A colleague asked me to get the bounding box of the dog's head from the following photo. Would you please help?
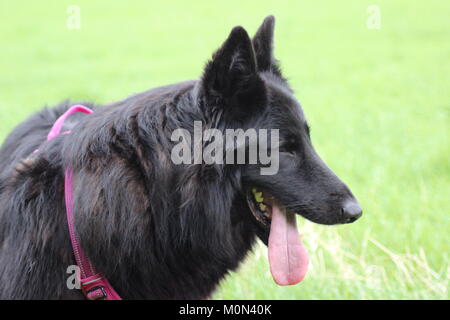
[196,16,362,285]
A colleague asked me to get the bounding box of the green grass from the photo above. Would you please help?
[0,1,448,299]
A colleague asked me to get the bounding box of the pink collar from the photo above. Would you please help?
[47,105,122,300]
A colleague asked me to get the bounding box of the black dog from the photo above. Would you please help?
[0,16,361,299]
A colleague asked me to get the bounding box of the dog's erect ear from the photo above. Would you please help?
[201,26,267,118]
[252,15,281,76]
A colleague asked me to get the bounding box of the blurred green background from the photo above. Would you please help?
[0,1,448,299]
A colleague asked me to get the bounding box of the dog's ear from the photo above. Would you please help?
[252,15,282,76]
[201,26,267,119]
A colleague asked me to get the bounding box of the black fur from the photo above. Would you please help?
[0,16,361,299]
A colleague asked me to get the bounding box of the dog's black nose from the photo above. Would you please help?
[341,200,362,223]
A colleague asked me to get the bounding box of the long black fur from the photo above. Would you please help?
[0,16,361,299]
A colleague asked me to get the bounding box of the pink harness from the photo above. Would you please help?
[46,105,122,300]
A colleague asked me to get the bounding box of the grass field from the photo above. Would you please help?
[0,1,448,299]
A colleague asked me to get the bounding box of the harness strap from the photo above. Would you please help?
[48,105,122,300]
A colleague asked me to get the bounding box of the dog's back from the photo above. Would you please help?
[0,101,95,177]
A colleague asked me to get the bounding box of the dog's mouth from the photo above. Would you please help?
[247,188,273,227]
[246,188,309,286]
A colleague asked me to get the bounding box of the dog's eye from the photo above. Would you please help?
[279,137,298,155]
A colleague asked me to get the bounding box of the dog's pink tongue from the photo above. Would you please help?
[268,204,308,285]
